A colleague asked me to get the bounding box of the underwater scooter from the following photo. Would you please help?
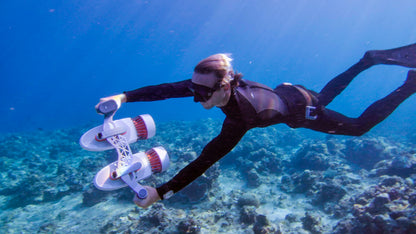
[79,100,169,199]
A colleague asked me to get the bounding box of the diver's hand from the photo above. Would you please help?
[95,94,126,113]
[133,186,161,209]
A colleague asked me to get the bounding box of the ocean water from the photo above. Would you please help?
[2,1,416,233]
[2,0,416,133]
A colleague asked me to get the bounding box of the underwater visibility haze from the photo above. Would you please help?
[2,0,416,233]
[2,0,416,133]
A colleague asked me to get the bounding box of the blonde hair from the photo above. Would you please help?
[194,53,242,86]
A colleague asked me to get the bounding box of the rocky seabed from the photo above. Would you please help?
[1,119,416,233]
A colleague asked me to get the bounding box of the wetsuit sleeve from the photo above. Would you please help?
[156,117,248,199]
[124,79,193,102]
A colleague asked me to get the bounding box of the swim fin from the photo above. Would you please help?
[364,43,416,68]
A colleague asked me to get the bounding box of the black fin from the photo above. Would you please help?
[364,43,416,68]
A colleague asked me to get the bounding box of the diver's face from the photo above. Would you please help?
[204,87,230,109]
[191,72,230,109]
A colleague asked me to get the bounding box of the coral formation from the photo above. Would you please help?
[1,119,416,233]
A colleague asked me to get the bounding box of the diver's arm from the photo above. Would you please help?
[124,79,194,102]
[95,80,193,111]
[156,117,248,199]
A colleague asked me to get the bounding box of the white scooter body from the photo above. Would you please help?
[94,147,169,190]
[79,115,156,151]
[79,100,169,199]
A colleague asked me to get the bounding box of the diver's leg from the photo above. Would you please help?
[310,70,416,136]
[304,108,364,136]
[355,70,416,132]
[318,43,416,106]
[317,59,372,106]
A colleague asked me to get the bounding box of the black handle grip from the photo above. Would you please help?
[97,100,118,115]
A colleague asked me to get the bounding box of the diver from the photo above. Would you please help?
[96,43,416,208]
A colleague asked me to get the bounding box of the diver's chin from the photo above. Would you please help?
[201,102,214,109]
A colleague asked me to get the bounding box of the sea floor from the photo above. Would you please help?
[1,119,416,233]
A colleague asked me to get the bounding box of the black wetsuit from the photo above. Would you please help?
[125,79,293,198]
[124,59,416,199]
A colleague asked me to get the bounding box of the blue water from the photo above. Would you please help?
[1,0,416,133]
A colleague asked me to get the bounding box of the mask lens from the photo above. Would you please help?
[190,83,214,102]
[193,91,208,102]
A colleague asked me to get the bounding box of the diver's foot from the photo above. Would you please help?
[405,70,416,87]
[363,43,416,68]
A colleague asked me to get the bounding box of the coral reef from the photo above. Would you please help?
[1,119,416,233]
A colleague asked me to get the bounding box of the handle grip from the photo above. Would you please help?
[97,100,118,116]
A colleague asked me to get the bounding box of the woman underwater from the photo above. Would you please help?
[96,43,416,208]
